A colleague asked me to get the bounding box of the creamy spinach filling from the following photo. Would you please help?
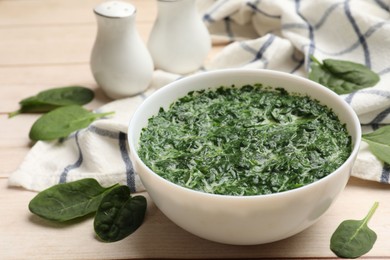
[138,85,351,196]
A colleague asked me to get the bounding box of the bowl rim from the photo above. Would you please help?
[128,69,362,200]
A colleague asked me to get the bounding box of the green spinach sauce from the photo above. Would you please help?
[138,85,351,196]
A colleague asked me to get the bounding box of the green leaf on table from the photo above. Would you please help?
[362,125,390,165]
[309,55,380,95]
[330,202,379,259]
[29,178,119,222]
[9,86,94,117]
[94,185,147,242]
[29,105,114,141]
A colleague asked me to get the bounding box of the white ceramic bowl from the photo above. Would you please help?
[128,69,361,245]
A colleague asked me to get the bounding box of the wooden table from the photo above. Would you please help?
[1,0,389,259]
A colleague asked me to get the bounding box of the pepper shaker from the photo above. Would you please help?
[147,0,211,74]
[90,1,154,99]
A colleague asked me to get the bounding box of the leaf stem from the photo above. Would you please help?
[97,111,115,118]
[363,201,379,226]
[309,54,322,65]
[8,109,21,118]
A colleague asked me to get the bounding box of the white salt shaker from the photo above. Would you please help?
[90,1,154,99]
[147,0,211,74]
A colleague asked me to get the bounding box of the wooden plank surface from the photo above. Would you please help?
[0,0,389,259]
[2,177,390,259]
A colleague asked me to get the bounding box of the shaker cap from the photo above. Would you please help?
[94,1,135,18]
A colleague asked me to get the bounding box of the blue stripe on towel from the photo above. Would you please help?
[295,0,315,69]
[88,125,119,139]
[203,0,230,23]
[240,42,258,56]
[365,21,389,39]
[88,127,136,190]
[299,22,388,57]
[360,89,390,99]
[203,13,214,23]
[59,131,83,183]
[379,66,390,76]
[313,2,343,29]
[307,21,389,57]
[119,132,136,192]
[375,0,390,11]
[345,89,390,106]
[282,3,342,33]
[344,92,357,104]
[254,34,275,61]
[381,163,390,183]
[290,58,304,74]
[59,126,136,188]
[239,36,273,68]
[344,0,371,68]
[282,23,308,31]
[369,107,390,125]
[246,1,281,19]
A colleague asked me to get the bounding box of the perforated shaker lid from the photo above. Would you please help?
[94,1,136,18]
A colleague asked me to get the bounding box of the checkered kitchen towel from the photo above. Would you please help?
[9,0,390,192]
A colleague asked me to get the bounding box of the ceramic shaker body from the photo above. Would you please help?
[148,0,211,74]
[91,1,154,99]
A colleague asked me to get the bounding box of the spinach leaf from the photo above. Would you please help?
[29,178,119,222]
[94,185,147,242]
[9,86,94,117]
[309,55,379,94]
[29,179,146,242]
[330,202,379,258]
[29,105,114,141]
[362,125,390,165]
